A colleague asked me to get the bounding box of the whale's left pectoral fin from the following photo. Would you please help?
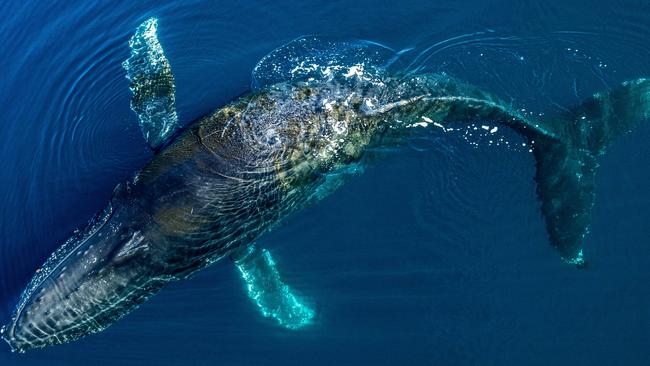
[123,18,180,151]
[230,245,315,329]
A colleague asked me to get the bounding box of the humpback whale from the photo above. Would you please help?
[2,18,649,352]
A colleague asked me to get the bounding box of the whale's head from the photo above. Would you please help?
[1,199,168,353]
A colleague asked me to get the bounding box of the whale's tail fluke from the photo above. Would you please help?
[394,76,650,265]
[531,79,650,265]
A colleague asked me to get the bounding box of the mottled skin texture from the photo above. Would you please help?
[3,72,495,351]
[3,71,648,352]
[1,74,396,351]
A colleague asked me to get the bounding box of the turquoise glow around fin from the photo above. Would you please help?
[563,249,585,268]
[233,246,315,329]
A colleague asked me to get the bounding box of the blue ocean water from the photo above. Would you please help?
[1,0,649,365]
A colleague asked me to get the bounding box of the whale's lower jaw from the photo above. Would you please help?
[2,276,168,353]
[0,234,173,353]
[0,199,177,353]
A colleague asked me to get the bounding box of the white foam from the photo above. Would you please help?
[407,122,429,128]
[322,99,336,112]
[433,122,447,132]
[343,64,364,78]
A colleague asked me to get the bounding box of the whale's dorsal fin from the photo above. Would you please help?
[123,18,180,151]
[230,245,315,329]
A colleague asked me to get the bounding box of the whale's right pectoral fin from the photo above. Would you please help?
[230,245,315,329]
[123,18,180,151]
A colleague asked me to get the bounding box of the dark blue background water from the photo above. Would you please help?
[1,1,649,365]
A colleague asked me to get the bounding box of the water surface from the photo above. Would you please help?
[1,1,649,365]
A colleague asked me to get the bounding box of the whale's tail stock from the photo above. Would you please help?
[397,77,650,266]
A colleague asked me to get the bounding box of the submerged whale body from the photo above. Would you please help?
[2,18,649,352]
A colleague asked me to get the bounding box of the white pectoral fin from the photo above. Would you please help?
[230,245,315,329]
[123,18,180,151]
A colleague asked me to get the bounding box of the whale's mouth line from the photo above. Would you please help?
[2,206,115,350]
